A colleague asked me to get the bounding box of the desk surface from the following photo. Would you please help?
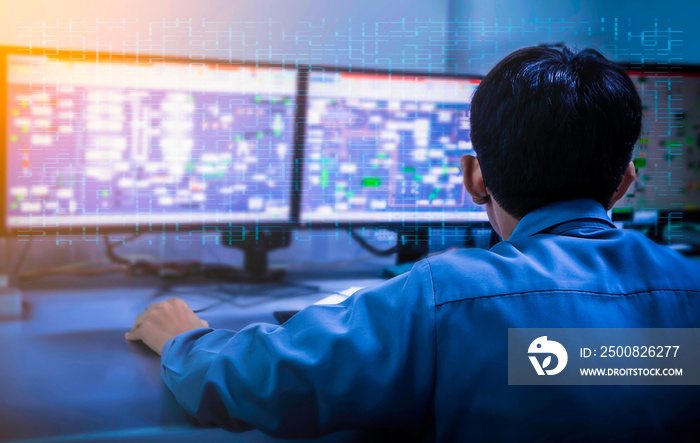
[0,268,388,442]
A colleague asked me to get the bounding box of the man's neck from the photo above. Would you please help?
[488,201,520,241]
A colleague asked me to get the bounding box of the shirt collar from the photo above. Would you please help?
[508,198,616,241]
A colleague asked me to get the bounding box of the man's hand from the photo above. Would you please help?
[126,298,209,355]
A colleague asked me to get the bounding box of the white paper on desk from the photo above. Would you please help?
[314,286,365,306]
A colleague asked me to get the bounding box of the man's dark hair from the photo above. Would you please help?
[470,45,642,219]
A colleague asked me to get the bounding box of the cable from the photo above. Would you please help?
[103,234,206,279]
[104,233,139,265]
[350,229,398,256]
[101,234,323,285]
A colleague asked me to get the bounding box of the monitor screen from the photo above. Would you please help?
[2,51,298,232]
[300,70,486,225]
[614,68,700,217]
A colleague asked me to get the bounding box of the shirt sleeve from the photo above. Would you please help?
[160,260,436,438]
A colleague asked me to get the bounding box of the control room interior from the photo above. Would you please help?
[1,0,699,442]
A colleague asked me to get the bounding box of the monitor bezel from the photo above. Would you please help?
[0,45,303,236]
[295,64,485,229]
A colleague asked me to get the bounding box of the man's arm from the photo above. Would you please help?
[154,261,436,438]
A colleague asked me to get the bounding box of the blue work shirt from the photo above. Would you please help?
[162,199,700,441]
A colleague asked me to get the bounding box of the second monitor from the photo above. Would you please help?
[300,69,486,226]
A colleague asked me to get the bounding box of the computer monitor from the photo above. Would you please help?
[614,66,700,223]
[299,68,485,227]
[1,48,299,235]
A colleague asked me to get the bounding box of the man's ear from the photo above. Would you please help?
[608,161,636,210]
[461,154,490,205]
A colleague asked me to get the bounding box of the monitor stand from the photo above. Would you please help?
[219,228,290,283]
[395,227,430,264]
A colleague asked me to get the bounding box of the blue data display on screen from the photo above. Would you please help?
[302,71,487,224]
[4,54,297,229]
